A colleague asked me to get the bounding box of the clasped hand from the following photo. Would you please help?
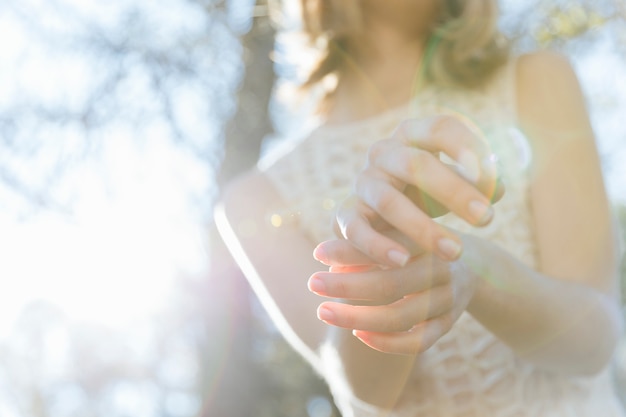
[308,116,503,355]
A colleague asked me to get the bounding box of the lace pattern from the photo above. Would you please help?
[260,60,626,417]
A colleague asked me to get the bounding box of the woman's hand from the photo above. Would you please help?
[332,115,503,267]
[308,244,478,355]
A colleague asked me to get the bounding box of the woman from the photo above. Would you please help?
[215,1,625,415]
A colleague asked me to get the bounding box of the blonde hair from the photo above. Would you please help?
[299,0,510,93]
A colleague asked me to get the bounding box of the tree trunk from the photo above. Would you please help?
[204,1,276,416]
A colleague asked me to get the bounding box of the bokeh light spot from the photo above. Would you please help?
[306,395,333,417]
[322,199,336,211]
[271,214,283,227]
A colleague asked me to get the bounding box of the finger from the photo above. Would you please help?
[446,162,506,204]
[354,173,463,261]
[370,147,495,227]
[317,286,453,332]
[336,198,413,267]
[309,256,448,300]
[328,264,378,273]
[315,234,425,268]
[404,185,449,218]
[403,166,501,219]
[353,316,451,355]
[368,138,449,218]
[314,239,379,267]
[393,116,500,202]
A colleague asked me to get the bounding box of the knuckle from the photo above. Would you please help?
[354,170,383,197]
[397,118,413,132]
[336,279,350,298]
[396,119,415,139]
[408,220,438,250]
[428,115,454,137]
[443,178,469,199]
[371,187,397,213]
[404,149,432,180]
[367,140,388,164]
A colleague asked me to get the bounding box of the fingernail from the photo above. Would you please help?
[437,238,462,261]
[469,200,493,226]
[457,150,480,183]
[352,328,366,338]
[308,276,327,294]
[352,329,366,339]
[388,249,410,267]
[318,306,334,322]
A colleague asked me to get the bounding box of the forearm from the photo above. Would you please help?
[463,234,623,376]
[216,172,330,365]
[324,326,415,409]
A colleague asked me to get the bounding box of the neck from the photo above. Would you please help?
[328,25,428,125]
[347,3,433,67]
[324,2,441,125]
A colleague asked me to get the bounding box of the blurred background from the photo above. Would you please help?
[0,0,625,416]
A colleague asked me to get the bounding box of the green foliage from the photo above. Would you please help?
[534,4,610,44]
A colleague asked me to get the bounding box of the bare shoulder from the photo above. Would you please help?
[516,50,586,120]
[217,168,278,221]
[516,50,579,94]
[515,50,594,161]
[517,50,573,74]
[220,168,269,204]
[214,168,284,252]
[215,168,329,359]
[514,52,619,291]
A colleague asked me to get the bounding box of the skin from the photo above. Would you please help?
[311,52,623,375]
[327,1,440,124]
[216,0,623,410]
[327,115,503,265]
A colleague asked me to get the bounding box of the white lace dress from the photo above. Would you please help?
[259,61,626,416]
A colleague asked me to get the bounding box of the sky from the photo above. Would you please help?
[0,2,220,337]
[0,2,241,414]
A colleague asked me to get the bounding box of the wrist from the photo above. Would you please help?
[457,234,488,313]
